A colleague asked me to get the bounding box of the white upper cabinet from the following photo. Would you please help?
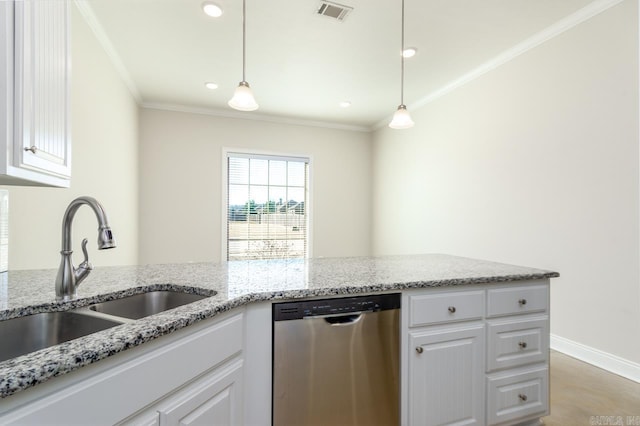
[0,0,71,187]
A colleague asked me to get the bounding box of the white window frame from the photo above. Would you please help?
[221,147,313,262]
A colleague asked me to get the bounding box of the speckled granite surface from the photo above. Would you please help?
[0,254,558,398]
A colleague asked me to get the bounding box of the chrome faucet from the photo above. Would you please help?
[55,196,116,301]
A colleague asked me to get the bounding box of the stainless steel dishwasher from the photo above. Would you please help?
[272,293,400,426]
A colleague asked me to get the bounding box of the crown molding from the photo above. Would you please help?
[73,2,367,133]
[73,0,141,103]
[373,0,626,130]
[140,102,371,133]
[75,0,623,133]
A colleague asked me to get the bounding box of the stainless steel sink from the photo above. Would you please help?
[0,290,211,363]
[0,311,124,363]
[88,290,208,320]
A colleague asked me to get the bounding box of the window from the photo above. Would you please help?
[226,152,309,261]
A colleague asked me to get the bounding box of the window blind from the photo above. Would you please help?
[227,153,309,261]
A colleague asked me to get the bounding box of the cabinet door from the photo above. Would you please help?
[158,359,243,426]
[409,324,485,426]
[13,0,71,179]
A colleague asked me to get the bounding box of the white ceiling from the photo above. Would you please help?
[82,0,595,129]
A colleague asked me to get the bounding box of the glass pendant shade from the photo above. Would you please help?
[228,81,258,111]
[389,0,414,129]
[228,0,258,112]
[389,105,414,129]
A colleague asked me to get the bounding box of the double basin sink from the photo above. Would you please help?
[0,290,210,363]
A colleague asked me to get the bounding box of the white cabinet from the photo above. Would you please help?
[0,0,71,187]
[404,280,550,426]
[409,324,485,426]
[406,289,486,426]
[486,284,550,425]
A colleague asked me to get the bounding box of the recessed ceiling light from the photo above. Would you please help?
[202,2,223,18]
[205,82,219,90]
[402,47,417,58]
[339,101,351,108]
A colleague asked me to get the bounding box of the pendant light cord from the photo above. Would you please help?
[242,0,247,82]
[400,0,405,106]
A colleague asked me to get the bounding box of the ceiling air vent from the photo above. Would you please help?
[316,1,353,22]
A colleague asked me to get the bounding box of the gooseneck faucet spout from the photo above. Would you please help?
[55,196,116,301]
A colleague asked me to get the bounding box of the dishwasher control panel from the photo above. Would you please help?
[273,293,401,321]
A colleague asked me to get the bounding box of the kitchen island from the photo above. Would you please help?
[0,254,558,425]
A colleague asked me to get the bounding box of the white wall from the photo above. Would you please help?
[138,109,371,265]
[1,4,139,270]
[372,1,640,365]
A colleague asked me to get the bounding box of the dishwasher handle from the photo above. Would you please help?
[323,313,364,326]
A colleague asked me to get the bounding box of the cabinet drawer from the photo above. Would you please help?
[487,317,549,371]
[487,285,548,318]
[487,366,549,425]
[409,290,484,327]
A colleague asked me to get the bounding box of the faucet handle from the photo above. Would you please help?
[80,238,91,266]
[75,238,93,286]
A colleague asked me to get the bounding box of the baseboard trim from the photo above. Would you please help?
[550,334,640,383]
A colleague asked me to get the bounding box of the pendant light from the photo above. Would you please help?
[228,0,259,111]
[389,0,414,129]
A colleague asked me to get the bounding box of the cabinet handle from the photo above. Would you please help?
[518,341,527,349]
[415,346,424,354]
[24,146,38,154]
[518,298,527,306]
[518,393,528,402]
[448,306,456,313]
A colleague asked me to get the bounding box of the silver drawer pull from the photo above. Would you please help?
[448,306,456,313]
[518,341,527,349]
[415,346,424,354]
[518,298,527,306]
[518,393,528,402]
[24,146,38,154]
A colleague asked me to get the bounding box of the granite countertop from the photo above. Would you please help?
[0,254,559,398]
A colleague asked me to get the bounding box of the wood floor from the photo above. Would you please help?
[542,351,640,426]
